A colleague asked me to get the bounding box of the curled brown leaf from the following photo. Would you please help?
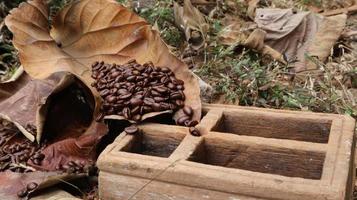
[5,0,202,122]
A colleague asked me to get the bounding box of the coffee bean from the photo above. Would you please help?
[161,67,171,73]
[189,127,200,136]
[183,106,193,117]
[143,98,155,106]
[17,189,27,198]
[154,86,168,93]
[177,116,190,125]
[132,114,142,121]
[33,158,42,165]
[68,161,76,167]
[123,107,131,119]
[176,85,184,90]
[175,100,184,108]
[26,182,38,191]
[167,82,176,89]
[124,126,139,135]
[130,98,143,106]
[33,153,45,160]
[119,93,132,100]
[152,103,161,112]
[154,97,165,103]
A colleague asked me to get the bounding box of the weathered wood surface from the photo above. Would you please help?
[98,103,356,200]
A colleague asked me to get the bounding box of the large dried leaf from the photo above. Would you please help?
[174,0,209,50]
[5,0,202,122]
[0,72,75,142]
[254,8,347,72]
[29,121,108,171]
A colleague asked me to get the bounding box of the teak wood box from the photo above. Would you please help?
[97,104,356,200]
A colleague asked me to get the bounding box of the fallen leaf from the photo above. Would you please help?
[174,0,209,50]
[254,8,347,72]
[0,171,82,200]
[29,121,108,171]
[0,72,76,142]
[5,0,202,122]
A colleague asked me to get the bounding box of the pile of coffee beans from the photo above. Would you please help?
[17,182,38,198]
[91,60,193,123]
[0,120,47,173]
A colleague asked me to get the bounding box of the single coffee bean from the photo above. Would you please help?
[99,89,110,97]
[175,100,184,108]
[177,116,190,125]
[189,127,201,136]
[143,98,155,106]
[159,102,171,110]
[183,106,193,117]
[150,90,161,97]
[170,92,182,100]
[17,189,28,198]
[131,106,140,115]
[123,107,131,119]
[105,95,117,103]
[132,114,142,121]
[130,98,143,106]
[152,103,161,112]
[68,161,76,167]
[33,158,42,165]
[26,182,38,191]
[161,67,171,73]
[34,153,45,160]
[119,93,132,100]
[167,82,176,89]
[154,86,168,93]
[176,85,184,90]
[124,125,139,135]
[154,97,165,103]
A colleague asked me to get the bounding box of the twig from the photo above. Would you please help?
[321,5,357,16]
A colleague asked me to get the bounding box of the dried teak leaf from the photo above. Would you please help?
[0,72,76,142]
[174,0,209,50]
[5,0,202,122]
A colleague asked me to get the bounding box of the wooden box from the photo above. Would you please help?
[97,104,356,200]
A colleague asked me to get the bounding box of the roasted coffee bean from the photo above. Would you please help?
[119,93,132,100]
[167,82,176,89]
[130,98,143,106]
[153,86,168,93]
[68,161,76,167]
[118,88,128,95]
[161,67,171,73]
[17,189,28,198]
[33,153,45,160]
[170,92,182,100]
[33,158,42,165]
[183,106,193,117]
[140,106,152,114]
[189,127,200,136]
[132,114,142,121]
[124,125,139,135]
[177,116,190,125]
[131,106,140,115]
[154,97,165,103]
[123,107,131,119]
[176,85,184,90]
[184,120,198,127]
[150,90,161,97]
[152,103,161,112]
[27,182,38,191]
[175,100,184,108]
[143,98,155,106]
[127,75,136,82]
